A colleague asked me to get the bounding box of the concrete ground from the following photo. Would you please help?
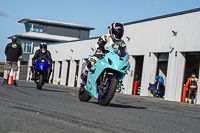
[0,78,200,133]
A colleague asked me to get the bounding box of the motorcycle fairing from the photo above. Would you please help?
[34,57,50,71]
[85,46,130,98]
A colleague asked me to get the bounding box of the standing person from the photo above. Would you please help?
[2,36,22,86]
[155,76,164,97]
[80,22,126,86]
[186,73,198,104]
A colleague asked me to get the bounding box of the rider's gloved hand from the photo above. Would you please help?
[86,60,92,68]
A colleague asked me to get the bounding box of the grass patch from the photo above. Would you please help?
[0,65,4,73]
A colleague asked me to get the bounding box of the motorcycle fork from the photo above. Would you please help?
[101,70,109,90]
[98,73,103,91]
[98,70,107,91]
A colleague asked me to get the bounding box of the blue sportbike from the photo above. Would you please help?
[34,56,50,90]
[78,46,130,106]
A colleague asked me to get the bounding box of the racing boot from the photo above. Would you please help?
[80,71,88,87]
[2,78,8,85]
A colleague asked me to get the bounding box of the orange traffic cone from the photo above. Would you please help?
[8,69,13,85]
[182,84,187,102]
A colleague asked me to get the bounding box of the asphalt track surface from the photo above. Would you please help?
[0,79,200,133]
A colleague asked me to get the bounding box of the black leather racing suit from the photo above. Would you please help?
[32,49,53,82]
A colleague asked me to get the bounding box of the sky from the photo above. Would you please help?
[0,0,200,61]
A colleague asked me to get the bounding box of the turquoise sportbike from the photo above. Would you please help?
[78,46,130,106]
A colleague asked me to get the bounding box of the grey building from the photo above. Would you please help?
[8,18,94,80]
[28,8,200,104]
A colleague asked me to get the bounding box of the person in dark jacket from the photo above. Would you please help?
[3,36,22,86]
[31,43,52,83]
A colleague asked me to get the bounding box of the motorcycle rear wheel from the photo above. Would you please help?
[37,74,43,90]
[98,77,118,106]
[78,86,91,102]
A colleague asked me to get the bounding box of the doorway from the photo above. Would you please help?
[156,53,169,86]
[133,56,144,95]
[74,60,80,87]
[155,53,169,97]
[58,61,62,85]
[182,53,200,103]
[19,61,28,80]
[50,61,55,84]
[66,60,71,86]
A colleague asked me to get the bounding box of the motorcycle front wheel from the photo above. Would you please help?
[98,77,118,106]
[37,74,43,90]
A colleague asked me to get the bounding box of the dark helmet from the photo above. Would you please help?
[109,22,124,40]
[40,42,47,53]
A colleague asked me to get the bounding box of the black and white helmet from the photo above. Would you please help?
[40,42,47,53]
[109,22,124,40]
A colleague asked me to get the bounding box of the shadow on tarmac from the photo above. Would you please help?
[42,88,69,93]
[107,103,146,109]
[91,101,146,109]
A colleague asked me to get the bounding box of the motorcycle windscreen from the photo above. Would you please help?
[38,57,48,63]
[116,45,127,57]
[35,57,50,71]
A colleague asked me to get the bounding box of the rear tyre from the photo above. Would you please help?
[78,86,91,102]
[98,77,118,106]
[37,74,43,90]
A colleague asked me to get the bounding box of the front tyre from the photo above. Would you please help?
[98,77,118,106]
[78,86,91,102]
[37,74,43,90]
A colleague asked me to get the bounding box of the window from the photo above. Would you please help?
[43,25,47,33]
[29,23,34,31]
[26,23,47,33]
[33,24,39,32]
[21,42,33,54]
[39,25,44,32]
[25,23,31,32]
[47,26,56,34]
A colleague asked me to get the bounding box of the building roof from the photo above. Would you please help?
[9,32,79,42]
[18,18,95,30]
[123,7,200,26]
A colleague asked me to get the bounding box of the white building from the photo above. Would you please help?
[28,8,200,104]
[11,18,94,80]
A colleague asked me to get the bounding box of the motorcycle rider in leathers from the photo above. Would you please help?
[31,43,53,83]
[81,22,126,86]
